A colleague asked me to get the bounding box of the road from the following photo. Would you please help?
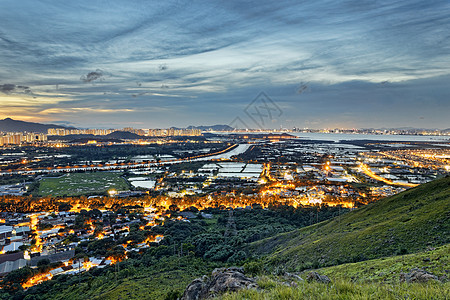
[359,163,418,188]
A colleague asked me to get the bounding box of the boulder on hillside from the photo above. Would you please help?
[181,267,258,300]
[400,268,439,283]
[181,277,208,300]
[284,272,304,282]
[306,271,331,284]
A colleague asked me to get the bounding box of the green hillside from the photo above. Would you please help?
[219,278,449,300]
[220,245,450,299]
[317,243,449,283]
[249,175,450,272]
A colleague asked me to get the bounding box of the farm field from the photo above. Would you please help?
[37,172,129,197]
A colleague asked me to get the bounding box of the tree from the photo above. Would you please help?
[1,266,34,292]
[58,203,72,211]
[36,258,50,268]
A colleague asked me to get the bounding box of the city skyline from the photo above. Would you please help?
[0,1,449,129]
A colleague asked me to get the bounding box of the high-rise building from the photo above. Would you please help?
[47,128,115,136]
[0,132,47,146]
[146,128,202,137]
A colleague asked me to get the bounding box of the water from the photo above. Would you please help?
[291,132,450,142]
[213,131,449,142]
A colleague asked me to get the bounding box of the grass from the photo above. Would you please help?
[232,246,449,299]
[249,176,450,272]
[73,268,192,300]
[317,244,449,283]
[219,276,450,300]
[38,172,130,197]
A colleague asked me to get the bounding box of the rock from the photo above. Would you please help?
[181,277,207,300]
[211,266,244,277]
[207,267,258,296]
[306,271,331,284]
[284,272,304,282]
[181,267,258,300]
[399,268,439,283]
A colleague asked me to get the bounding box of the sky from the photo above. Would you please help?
[0,0,449,129]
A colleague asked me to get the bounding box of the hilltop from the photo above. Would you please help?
[249,175,450,271]
[217,177,450,299]
[0,118,73,133]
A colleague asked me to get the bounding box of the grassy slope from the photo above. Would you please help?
[221,246,450,300]
[317,243,449,283]
[249,176,450,271]
[69,267,192,300]
[219,278,450,300]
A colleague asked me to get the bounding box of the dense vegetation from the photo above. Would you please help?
[155,205,347,264]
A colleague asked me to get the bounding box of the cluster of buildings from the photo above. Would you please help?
[146,128,202,137]
[116,127,202,137]
[0,183,28,196]
[47,128,115,136]
[0,132,47,146]
[47,127,202,137]
[292,128,450,136]
[0,208,164,285]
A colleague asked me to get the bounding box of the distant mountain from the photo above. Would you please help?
[47,131,143,141]
[105,131,142,139]
[187,124,234,131]
[0,118,74,133]
[47,134,96,141]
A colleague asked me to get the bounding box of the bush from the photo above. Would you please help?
[227,250,247,263]
[244,261,263,275]
[37,258,50,267]
[164,290,182,300]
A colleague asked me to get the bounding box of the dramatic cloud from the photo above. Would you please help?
[0,84,16,93]
[0,0,449,128]
[0,84,32,94]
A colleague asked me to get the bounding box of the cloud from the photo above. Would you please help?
[0,1,449,128]
[39,107,135,115]
[0,84,33,95]
[0,84,16,93]
[80,69,105,83]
